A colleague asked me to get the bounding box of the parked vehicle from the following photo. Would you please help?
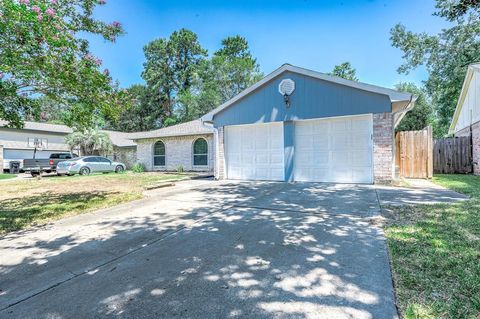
[56,156,126,176]
[23,153,78,177]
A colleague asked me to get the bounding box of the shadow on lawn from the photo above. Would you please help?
[0,191,121,234]
[0,182,397,319]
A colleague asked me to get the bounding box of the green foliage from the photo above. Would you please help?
[177,35,262,122]
[132,163,146,173]
[0,0,130,129]
[395,82,434,133]
[142,29,207,119]
[390,0,480,137]
[176,165,184,173]
[106,84,164,132]
[435,0,480,20]
[65,128,113,156]
[116,32,262,130]
[329,62,358,81]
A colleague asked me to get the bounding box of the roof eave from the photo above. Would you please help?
[449,64,477,134]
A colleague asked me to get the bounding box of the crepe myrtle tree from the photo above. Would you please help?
[0,0,131,129]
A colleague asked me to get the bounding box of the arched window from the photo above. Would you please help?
[193,138,208,166]
[153,141,165,166]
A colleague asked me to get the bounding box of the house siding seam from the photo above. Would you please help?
[373,113,394,183]
[136,134,214,172]
[216,127,226,179]
[456,120,480,175]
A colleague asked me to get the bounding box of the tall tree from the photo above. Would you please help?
[0,0,130,129]
[395,82,434,132]
[106,84,164,132]
[329,62,359,81]
[390,0,480,136]
[141,29,207,123]
[177,35,262,122]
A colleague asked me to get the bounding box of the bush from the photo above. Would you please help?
[176,165,184,173]
[132,163,146,173]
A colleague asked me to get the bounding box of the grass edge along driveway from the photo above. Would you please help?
[383,174,480,319]
[0,172,188,235]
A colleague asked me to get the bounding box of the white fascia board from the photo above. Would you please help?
[448,64,479,134]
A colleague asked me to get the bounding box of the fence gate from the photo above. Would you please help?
[395,127,433,179]
[433,136,472,174]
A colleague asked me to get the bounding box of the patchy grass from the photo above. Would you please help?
[0,172,188,234]
[0,174,16,180]
[383,174,480,319]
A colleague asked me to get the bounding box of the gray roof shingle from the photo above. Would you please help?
[129,119,214,140]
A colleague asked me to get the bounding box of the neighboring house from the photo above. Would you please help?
[130,120,214,172]
[201,64,416,184]
[449,63,480,175]
[0,121,137,171]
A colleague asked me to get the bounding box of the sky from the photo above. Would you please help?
[87,0,450,90]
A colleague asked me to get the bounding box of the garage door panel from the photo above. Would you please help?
[352,133,371,149]
[294,115,373,184]
[330,134,349,149]
[226,122,284,181]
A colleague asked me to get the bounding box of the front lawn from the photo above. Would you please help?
[383,174,480,319]
[0,172,188,235]
[0,174,16,180]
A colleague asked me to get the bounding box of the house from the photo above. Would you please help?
[0,121,137,171]
[449,63,480,175]
[130,120,214,172]
[201,64,416,184]
[1,64,416,183]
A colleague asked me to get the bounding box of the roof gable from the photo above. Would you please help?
[202,64,413,123]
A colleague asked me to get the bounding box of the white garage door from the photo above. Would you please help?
[294,114,373,183]
[225,122,284,181]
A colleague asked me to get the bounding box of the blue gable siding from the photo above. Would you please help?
[213,71,391,127]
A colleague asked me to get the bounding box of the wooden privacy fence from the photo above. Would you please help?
[395,127,433,179]
[433,136,472,174]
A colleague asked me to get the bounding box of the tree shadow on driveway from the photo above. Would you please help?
[0,181,397,319]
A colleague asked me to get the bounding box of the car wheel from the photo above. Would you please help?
[115,165,124,173]
[57,173,63,177]
[79,167,91,176]
[30,172,40,177]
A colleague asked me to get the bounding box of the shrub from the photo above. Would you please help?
[132,163,146,173]
[176,165,184,173]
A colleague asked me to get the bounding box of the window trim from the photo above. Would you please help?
[153,140,166,167]
[192,137,208,167]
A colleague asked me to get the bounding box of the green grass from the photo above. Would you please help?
[384,174,480,319]
[0,172,188,234]
[0,174,16,180]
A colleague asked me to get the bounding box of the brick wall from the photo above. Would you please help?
[216,127,225,179]
[455,121,480,175]
[373,113,394,183]
[112,146,136,169]
[136,134,214,172]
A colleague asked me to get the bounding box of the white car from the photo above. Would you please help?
[56,156,126,176]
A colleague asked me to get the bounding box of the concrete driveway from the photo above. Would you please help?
[0,180,466,319]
